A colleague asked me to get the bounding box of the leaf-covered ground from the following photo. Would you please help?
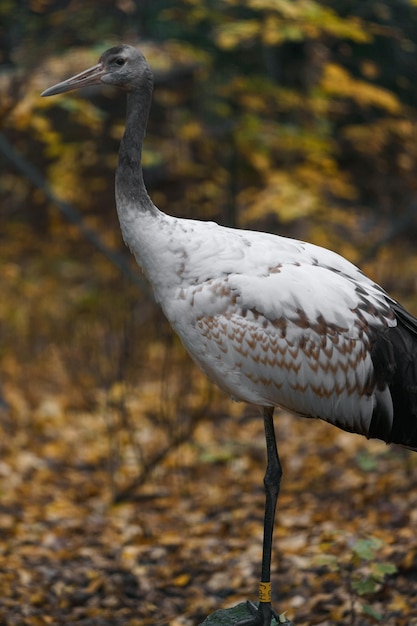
[1,385,417,626]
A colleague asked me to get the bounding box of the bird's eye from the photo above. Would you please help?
[115,58,125,66]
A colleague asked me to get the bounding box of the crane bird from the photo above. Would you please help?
[42,45,417,626]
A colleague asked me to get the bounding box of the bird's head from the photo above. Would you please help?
[41,45,153,97]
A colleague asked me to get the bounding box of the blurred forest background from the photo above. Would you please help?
[1,1,417,625]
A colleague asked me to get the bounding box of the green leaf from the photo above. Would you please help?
[361,603,383,621]
[355,450,378,472]
[352,537,382,561]
[371,561,397,581]
[352,576,379,595]
[312,553,340,572]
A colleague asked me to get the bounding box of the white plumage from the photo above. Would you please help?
[126,210,396,436]
[42,45,417,626]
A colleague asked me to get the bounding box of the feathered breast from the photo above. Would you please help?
[152,220,398,440]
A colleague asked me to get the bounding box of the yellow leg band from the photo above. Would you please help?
[259,581,272,603]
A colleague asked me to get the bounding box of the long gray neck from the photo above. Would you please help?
[115,86,156,220]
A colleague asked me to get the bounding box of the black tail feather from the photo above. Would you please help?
[371,302,417,448]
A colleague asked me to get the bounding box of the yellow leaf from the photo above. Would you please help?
[321,63,400,113]
[173,573,191,586]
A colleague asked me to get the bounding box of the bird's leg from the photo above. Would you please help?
[238,406,282,626]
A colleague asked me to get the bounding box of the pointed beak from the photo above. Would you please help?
[41,62,106,97]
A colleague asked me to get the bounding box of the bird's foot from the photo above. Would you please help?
[236,601,283,626]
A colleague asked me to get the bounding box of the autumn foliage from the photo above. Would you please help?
[1,1,417,624]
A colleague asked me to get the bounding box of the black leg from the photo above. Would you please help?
[237,406,282,626]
